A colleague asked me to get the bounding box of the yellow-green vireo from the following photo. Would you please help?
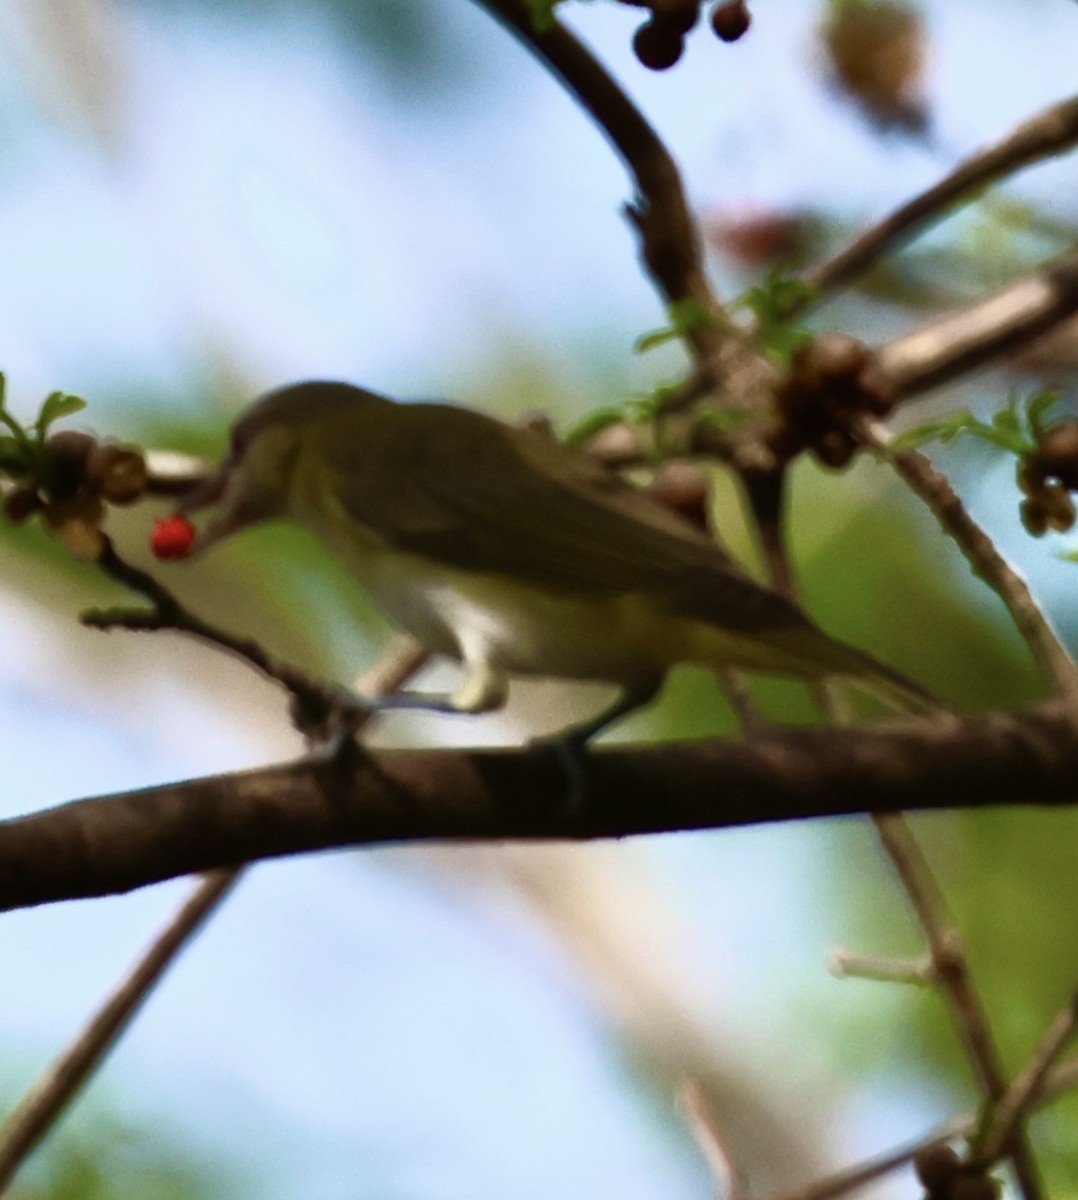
[172,380,933,742]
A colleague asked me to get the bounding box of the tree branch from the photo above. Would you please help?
[4,699,1078,912]
[876,248,1078,401]
[797,94,1078,314]
[473,0,774,404]
[865,424,1078,698]
[872,812,1044,1199]
[0,870,238,1193]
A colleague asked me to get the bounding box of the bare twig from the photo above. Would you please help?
[871,812,1044,1200]
[864,423,1078,698]
[0,635,428,1195]
[143,448,210,496]
[679,1079,751,1200]
[765,1055,1078,1200]
[0,869,238,1194]
[877,248,1078,401]
[88,536,374,741]
[979,992,1078,1165]
[765,1122,968,1200]
[827,948,935,985]
[796,95,1078,315]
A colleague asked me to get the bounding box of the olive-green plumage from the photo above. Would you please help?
[179,381,932,735]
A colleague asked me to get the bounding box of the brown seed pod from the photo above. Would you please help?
[949,1171,1000,1200]
[633,17,684,69]
[44,428,98,501]
[815,429,857,468]
[1034,419,1078,489]
[711,0,751,42]
[913,1143,962,1193]
[656,0,700,34]
[1044,486,1076,533]
[3,486,41,524]
[1020,495,1049,537]
[87,442,148,505]
[42,495,106,559]
[802,332,872,382]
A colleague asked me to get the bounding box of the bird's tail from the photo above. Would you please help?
[761,624,943,717]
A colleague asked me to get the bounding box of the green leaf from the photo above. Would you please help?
[696,405,751,434]
[891,391,1059,456]
[1026,389,1061,436]
[635,325,681,354]
[635,298,713,354]
[36,390,87,438]
[564,405,626,447]
[890,411,979,450]
[735,266,817,365]
[991,401,1021,438]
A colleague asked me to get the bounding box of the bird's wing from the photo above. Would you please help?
[317,403,806,636]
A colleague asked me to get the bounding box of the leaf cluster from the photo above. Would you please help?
[736,266,817,364]
[892,390,1062,455]
[0,375,87,488]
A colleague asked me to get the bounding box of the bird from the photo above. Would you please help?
[172,380,935,745]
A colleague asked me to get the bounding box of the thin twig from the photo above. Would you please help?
[0,626,428,1196]
[765,1056,1078,1200]
[143,448,209,496]
[678,1079,751,1200]
[793,95,1078,317]
[0,869,238,1194]
[828,948,935,985]
[871,812,1044,1200]
[735,430,1046,1197]
[765,1121,968,1200]
[864,422,1078,698]
[90,537,347,722]
[979,992,1078,1165]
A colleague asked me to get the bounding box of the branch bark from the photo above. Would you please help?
[877,248,1078,400]
[4,699,1078,912]
[473,0,775,407]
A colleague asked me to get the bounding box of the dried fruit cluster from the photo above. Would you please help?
[1019,418,1078,536]
[631,0,750,71]
[913,1144,1000,1200]
[3,429,148,558]
[770,333,897,467]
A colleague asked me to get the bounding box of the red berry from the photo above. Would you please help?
[151,515,196,559]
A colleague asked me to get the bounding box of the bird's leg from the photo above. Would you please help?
[534,673,666,806]
[344,643,508,717]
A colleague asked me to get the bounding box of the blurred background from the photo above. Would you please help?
[1,0,1078,1196]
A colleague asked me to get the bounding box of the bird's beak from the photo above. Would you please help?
[173,457,250,554]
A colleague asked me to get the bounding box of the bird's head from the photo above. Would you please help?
[174,381,391,554]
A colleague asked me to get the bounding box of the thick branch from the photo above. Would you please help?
[878,249,1078,400]
[4,700,1078,911]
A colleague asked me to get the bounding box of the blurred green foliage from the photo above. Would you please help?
[10,1112,223,1200]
